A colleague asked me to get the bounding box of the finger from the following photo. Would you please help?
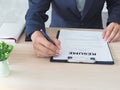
[32,30,59,53]
[32,33,59,57]
[110,30,120,42]
[33,42,58,57]
[51,37,61,49]
[36,35,58,53]
[103,23,115,41]
[106,26,119,42]
[35,50,54,57]
[102,28,107,39]
[35,49,56,57]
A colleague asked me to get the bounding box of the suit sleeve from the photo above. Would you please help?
[106,0,120,25]
[25,0,51,41]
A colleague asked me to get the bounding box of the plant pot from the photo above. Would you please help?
[0,60,10,77]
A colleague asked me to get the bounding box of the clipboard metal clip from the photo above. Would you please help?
[67,56,96,64]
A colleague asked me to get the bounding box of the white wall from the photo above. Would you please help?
[0,0,28,27]
[45,6,52,27]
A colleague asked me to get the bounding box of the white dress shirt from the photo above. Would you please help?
[76,0,86,15]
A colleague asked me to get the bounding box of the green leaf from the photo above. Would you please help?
[0,41,14,61]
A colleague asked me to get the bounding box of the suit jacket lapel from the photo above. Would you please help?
[81,0,95,20]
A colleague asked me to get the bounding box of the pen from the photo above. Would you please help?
[40,29,55,45]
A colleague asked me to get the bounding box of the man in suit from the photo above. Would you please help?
[25,0,120,57]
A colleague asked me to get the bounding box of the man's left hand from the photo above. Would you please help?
[103,22,120,42]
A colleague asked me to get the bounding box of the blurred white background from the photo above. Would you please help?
[0,0,108,28]
[0,0,28,26]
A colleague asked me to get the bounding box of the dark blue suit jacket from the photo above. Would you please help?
[25,0,120,41]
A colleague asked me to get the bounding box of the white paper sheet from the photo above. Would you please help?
[53,29,113,63]
[0,39,15,46]
[0,23,24,41]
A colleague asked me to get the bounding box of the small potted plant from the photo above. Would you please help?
[0,41,13,77]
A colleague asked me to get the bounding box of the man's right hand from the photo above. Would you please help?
[31,30,61,57]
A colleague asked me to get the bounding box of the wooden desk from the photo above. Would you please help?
[0,28,120,90]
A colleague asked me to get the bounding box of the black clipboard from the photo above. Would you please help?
[50,30,114,65]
